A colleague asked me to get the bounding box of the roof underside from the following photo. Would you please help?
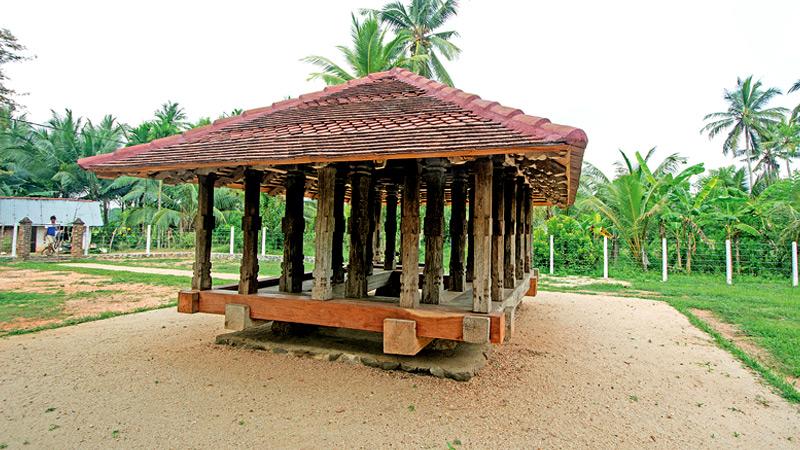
[79,68,587,206]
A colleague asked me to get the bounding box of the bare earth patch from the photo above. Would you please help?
[0,291,797,448]
[0,267,175,332]
[691,308,799,387]
[542,274,632,288]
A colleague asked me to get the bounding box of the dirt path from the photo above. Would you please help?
[61,262,240,280]
[0,292,797,448]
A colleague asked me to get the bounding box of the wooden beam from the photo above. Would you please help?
[422,158,446,304]
[189,289,504,343]
[466,180,475,282]
[331,167,346,284]
[400,160,420,308]
[383,185,398,270]
[279,169,305,293]
[383,318,433,355]
[515,177,525,280]
[192,173,216,291]
[312,165,336,300]
[449,167,468,292]
[503,168,516,288]
[239,169,263,294]
[345,163,372,298]
[490,164,505,302]
[472,158,492,313]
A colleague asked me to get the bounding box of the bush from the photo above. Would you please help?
[533,215,601,275]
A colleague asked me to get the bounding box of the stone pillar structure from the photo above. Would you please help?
[16,217,32,259]
[71,218,85,258]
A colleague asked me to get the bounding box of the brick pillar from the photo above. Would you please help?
[16,217,32,259]
[71,218,85,258]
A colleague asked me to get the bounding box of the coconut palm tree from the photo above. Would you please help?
[304,14,426,85]
[760,118,799,178]
[368,0,461,85]
[701,76,787,193]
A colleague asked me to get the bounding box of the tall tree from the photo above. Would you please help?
[369,0,461,85]
[304,14,425,85]
[0,28,30,110]
[760,118,799,178]
[701,76,786,193]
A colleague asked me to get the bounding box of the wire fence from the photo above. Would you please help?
[3,221,797,287]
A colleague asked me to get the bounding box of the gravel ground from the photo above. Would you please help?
[0,291,797,449]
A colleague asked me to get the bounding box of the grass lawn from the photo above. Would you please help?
[540,272,799,401]
[81,257,287,277]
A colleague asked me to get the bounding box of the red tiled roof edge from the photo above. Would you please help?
[76,75,379,170]
[385,68,588,149]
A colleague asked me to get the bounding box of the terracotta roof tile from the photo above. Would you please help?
[79,69,588,196]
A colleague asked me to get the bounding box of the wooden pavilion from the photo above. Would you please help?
[78,68,587,355]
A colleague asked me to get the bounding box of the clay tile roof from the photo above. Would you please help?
[78,68,587,203]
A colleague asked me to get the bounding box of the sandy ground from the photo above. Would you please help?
[0,292,798,449]
[0,267,175,331]
[61,263,240,280]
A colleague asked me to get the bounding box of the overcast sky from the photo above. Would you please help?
[5,0,799,176]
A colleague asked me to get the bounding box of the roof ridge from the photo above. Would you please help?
[388,68,587,148]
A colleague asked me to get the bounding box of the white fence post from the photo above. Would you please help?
[603,236,608,279]
[725,239,732,285]
[549,234,554,275]
[11,223,18,258]
[84,226,91,256]
[229,226,235,255]
[792,241,798,288]
[261,227,267,257]
[662,237,668,282]
[145,224,152,256]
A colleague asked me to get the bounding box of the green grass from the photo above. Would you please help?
[540,272,800,402]
[0,291,66,324]
[68,257,286,277]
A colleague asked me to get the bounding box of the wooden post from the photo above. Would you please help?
[448,168,468,292]
[400,161,420,308]
[490,164,504,302]
[312,165,336,300]
[345,163,372,298]
[503,169,516,288]
[422,158,446,304]
[515,177,525,280]
[371,185,383,266]
[239,169,263,294]
[192,173,215,291]
[524,186,533,273]
[332,168,346,284]
[466,182,474,282]
[280,169,306,293]
[383,185,398,270]
[365,176,377,276]
[472,159,492,313]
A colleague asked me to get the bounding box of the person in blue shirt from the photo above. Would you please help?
[44,215,59,252]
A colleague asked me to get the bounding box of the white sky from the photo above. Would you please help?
[5,0,799,176]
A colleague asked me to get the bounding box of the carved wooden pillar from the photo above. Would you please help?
[312,165,336,300]
[448,167,468,292]
[524,185,533,273]
[400,160,420,308]
[515,177,525,280]
[490,164,505,302]
[372,186,383,266]
[466,181,475,282]
[383,185,398,270]
[365,176,377,276]
[472,158,492,313]
[345,163,372,298]
[331,168,346,284]
[280,169,305,293]
[503,169,516,288]
[192,173,216,290]
[422,158,446,304]
[239,169,263,294]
